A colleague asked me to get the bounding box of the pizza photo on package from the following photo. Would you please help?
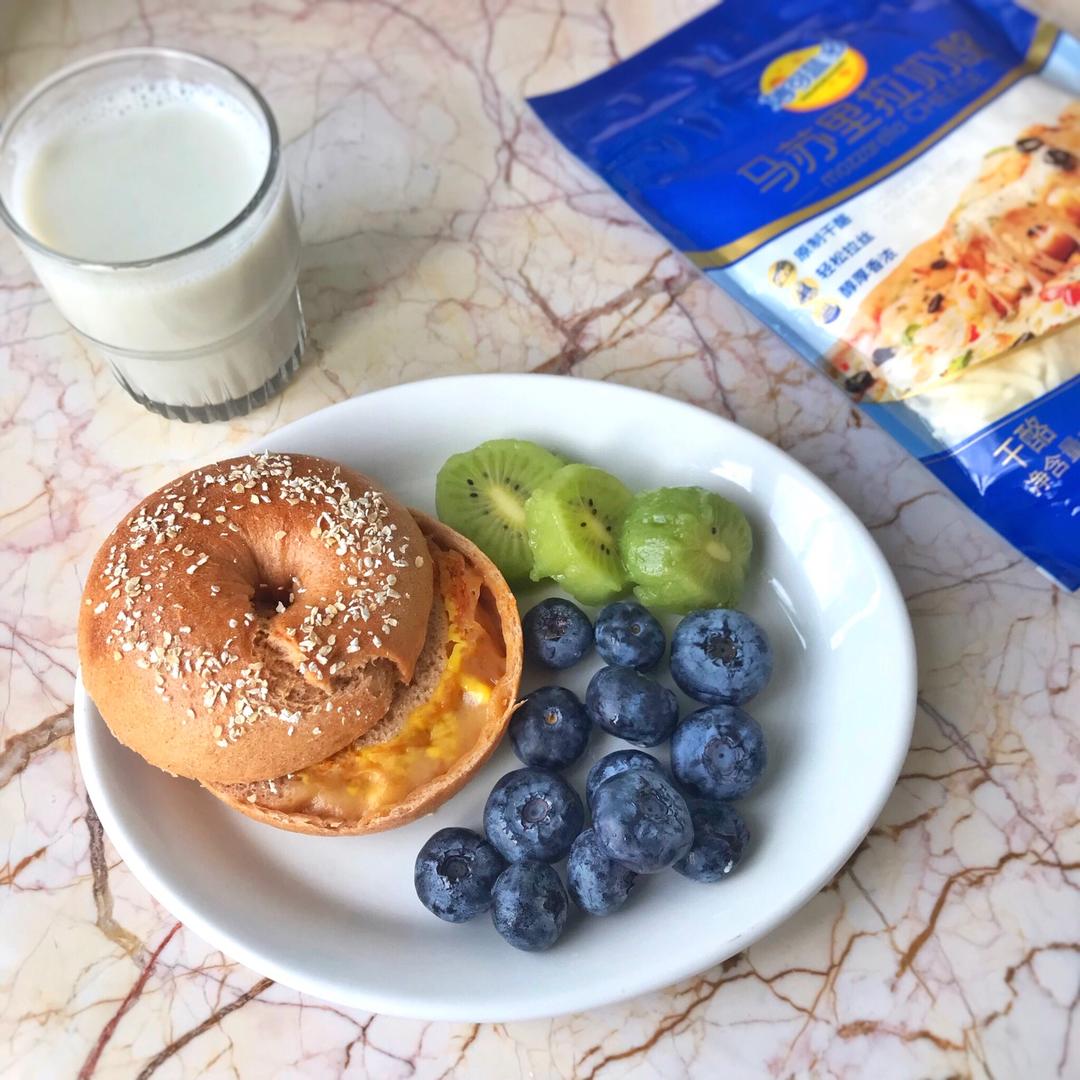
[830,102,1079,401]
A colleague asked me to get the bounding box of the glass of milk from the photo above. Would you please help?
[0,48,304,422]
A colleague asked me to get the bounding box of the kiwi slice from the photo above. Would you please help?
[525,464,633,605]
[436,439,565,580]
[620,487,752,612]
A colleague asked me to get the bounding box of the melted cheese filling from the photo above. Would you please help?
[246,546,504,819]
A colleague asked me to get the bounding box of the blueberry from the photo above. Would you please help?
[673,801,750,883]
[670,609,773,705]
[671,705,767,800]
[483,767,585,863]
[594,601,665,670]
[585,749,664,811]
[591,769,693,873]
[509,686,592,770]
[414,827,506,922]
[585,666,678,747]
[490,860,568,951]
[522,598,593,669]
[567,828,638,916]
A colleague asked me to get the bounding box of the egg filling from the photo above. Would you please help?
[237,542,505,819]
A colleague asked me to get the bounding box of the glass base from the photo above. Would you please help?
[118,328,305,423]
[107,286,307,423]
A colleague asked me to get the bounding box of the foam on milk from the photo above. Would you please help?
[14,79,268,264]
[5,72,303,411]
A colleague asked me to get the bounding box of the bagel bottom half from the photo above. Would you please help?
[204,513,522,835]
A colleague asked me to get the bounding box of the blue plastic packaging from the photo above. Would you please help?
[530,0,1080,589]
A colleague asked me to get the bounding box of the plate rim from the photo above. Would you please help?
[75,372,917,1021]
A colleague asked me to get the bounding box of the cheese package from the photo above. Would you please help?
[529,0,1080,589]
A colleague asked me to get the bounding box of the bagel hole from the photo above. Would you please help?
[251,580,295,618]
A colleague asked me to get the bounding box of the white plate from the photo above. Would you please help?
[76,374,915,1022]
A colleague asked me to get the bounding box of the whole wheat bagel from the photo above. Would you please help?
[78,453,434,783]
[206,513,523,835]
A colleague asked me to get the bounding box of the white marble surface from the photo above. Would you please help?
[1,1,1078,1077]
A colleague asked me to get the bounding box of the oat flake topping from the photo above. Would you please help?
[90,453,415,749]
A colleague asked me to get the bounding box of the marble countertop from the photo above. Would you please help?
[2,1,1078,1077]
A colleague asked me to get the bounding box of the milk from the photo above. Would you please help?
[19,83,268,264]
[0,53,304,420]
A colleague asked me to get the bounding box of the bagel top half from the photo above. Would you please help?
[78,452,434,783]
[206,513,523,835]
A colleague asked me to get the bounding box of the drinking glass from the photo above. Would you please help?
[0,48,305,422]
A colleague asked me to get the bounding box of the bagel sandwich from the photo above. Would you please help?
[77,452,522,835]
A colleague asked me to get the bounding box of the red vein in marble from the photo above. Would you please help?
[526,251,689,374]
[134,976,274,1080]
[0,707,73,788]
[433,1023,479,1080]
[0,843,47,886]
[896,851,1080,978]
[85,801,141,955]
[577,956,748,1079]
[77,922,181,1080]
